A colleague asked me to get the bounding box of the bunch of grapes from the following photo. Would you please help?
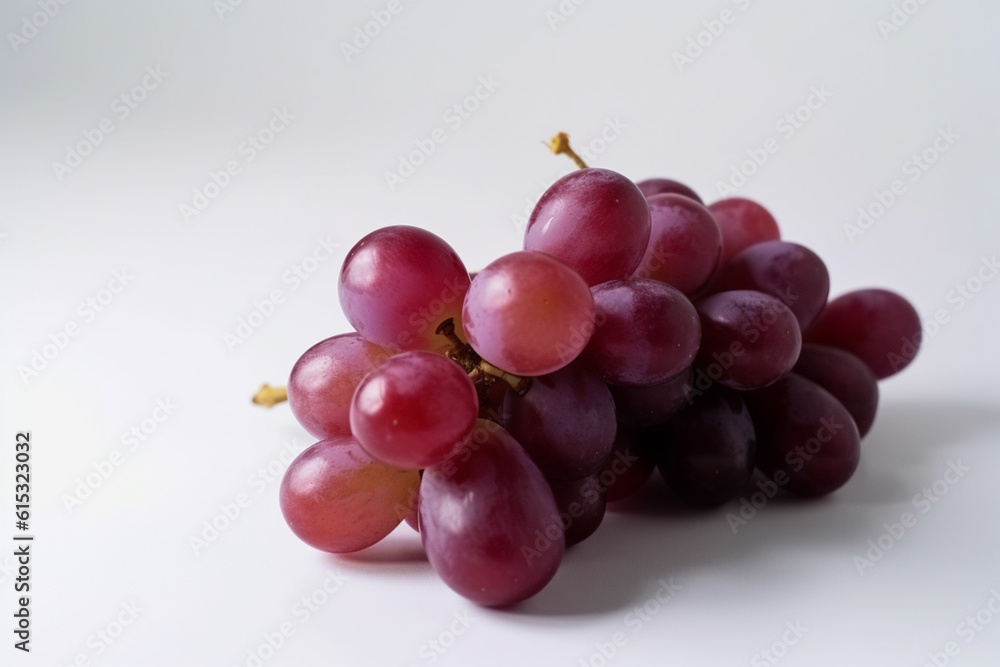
[259,134,921,608]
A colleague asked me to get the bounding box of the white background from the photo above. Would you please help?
[3,0,1000,665]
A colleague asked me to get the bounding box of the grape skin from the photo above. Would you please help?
[794,344,879,437]
[707,197,781,268]
[279,436,421,553]
[351,351,478,470]
[463,251,596,377]
[419,420,564,607]
[525,168,651,286]
[634,194,722,296]
[288,334,393,439]
[339,226,471,352]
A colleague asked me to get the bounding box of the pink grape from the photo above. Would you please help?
[288,334,393,439]
[339,226,471,352]
[525,168,651,286]
[584,279,701,387]
[633,194,723,296]
[419,420,564,607]
[635,177,703,203]
[351,351,478,469]
[279,436,421,553]
[463,251,595,377]
[804,288,921,379]
[695,290,802,390]
[503,360,616,480]
[708,197,781,267]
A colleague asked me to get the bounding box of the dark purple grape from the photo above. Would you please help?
[695,290,802,390]
[794,344,879,437]
[600,425,656,503]
[633,194,722,296]
[744,374,861,497]
[635,177,703,203]
[804,289,921,379]
[548,474,606,546]
[503,361,616,480]
[712,240,830,330]
[525,168,651,286]
[584,279,701,387]
[419,420,563,607]
[652,388,756,507]
[609,366,692,427]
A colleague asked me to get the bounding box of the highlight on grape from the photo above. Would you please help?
[254,132,922,607]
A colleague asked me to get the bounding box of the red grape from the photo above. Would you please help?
[794,344,879,437]
[279,436,421,553]
[525,168,651,286]
[635,177,703,203]
[463,250,595,377]
[288,334,392,439]
[708,197,781,267]
[633,194,722,296]
[351,351,478,469]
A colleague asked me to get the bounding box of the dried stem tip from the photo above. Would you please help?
[547,132,588,169]
[253,384,288,408]
[435,318,532,397]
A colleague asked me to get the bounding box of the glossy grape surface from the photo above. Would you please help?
[279,436,421,553]
[419,421,564,607]
[525,168,651,286]
[585,279,701,387]
[339,226,471,352]
[351,351,478,469]
[463,251,595,377]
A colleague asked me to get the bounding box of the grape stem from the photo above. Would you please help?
[435,319,532,397]
[547,132,588,169]
[252,384,288,407]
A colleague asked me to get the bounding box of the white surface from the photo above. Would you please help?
[2,1,1000,665]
